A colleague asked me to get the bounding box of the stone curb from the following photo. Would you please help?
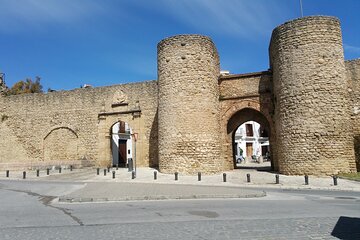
[215,183,360,192]
[338,177,360,182]
[81,179,360,192]
[1,177,360,192]
[2,177,360,192]
[58,191,266,203]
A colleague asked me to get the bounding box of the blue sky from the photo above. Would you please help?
[0,0,359,91]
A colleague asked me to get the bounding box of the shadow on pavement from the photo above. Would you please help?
[236,166,272,171]
[331,216,360,239]
[235,161,275,172]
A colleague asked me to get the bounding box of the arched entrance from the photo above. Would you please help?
[233,121,270,165]
[43,126,79,164]
[111,121,133,167]
[227,108,273,170]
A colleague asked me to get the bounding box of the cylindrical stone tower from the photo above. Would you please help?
[157,34,221,174]
[270,16,356,175]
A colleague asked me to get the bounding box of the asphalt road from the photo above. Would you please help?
[0,180,359,240]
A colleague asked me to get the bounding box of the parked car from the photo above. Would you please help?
[236,155,245,163]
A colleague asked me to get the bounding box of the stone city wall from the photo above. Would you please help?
[219,72,272,100]
[0,81,158,170]
[346,59,360,170]
[1,15,358,175]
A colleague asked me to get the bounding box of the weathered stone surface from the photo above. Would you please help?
[346,59,360,171]
[219,72,275,171]
[0,16,359,176]
[0,81,158,170]
[157,35,222,174]
[270,16,356,175]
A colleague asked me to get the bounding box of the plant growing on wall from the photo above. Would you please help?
[4,76,43,95]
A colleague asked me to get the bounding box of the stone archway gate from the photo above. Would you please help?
[218,71,276,171]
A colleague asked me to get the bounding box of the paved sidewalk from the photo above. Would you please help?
[1,162,360,202]
[58,182,265,203]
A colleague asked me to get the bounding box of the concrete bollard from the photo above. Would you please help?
[6,170,9,178]
[247,173,251,183]
[59,167,62,174]
[97,168,100,175]
[23,171,26,179]
[47,168,50,175]
[175,172,178,181]
[223,173,226,182]
[132,171,136,179]
[112,171,115,179]
[275,174,279,184]
[104,169,107,176]
[333,176,338,186]
[154,171,157,180]
[36,169,40,177]
[305,175,309,185]
[198,172,201,181]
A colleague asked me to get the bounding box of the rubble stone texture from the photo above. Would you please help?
[0,16,358,175]
[157,35,222,174]
[270,16,356,175]
[346,59,360,171]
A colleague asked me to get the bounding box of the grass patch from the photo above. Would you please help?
[338,172,360,181]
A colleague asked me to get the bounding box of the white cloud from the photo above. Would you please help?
[0,0,290,38]
[141,0,288,38]
[0,0,107,33]
[344,43,360,54]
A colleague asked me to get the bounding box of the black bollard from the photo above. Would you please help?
[132,171,136,179]
[47,168,50,175]
[247,173,251,183]
[36,169,40,177]
[154,171,157,180]
[6,170,9,178]
[112,171,115,179]
[59,167,62,174]
[116,164,119,170]
[305,175,309,185]
[104,169,107,176]
[128,158,133,172]
[107,167,110,173]
[23,171,26,179]
[97,168,100,175]
[333,176,338,186]
[198,172,201,181]
[275,174,279,184]
[175,172,178,181]
[223,173,227,182]
[70,165,73,171]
